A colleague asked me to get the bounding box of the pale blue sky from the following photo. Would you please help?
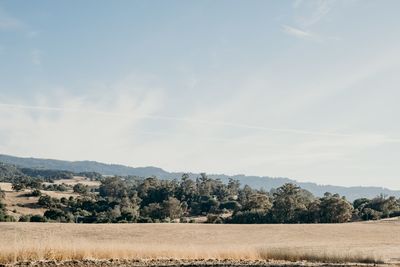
[1,0,400,189]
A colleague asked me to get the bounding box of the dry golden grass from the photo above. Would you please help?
[0,182,13,192]
[46,176,101,187]
[41,190,79,199]
[0,221,398,265]
[258,248,382,264]
[0,182,78,220]
[2,190,45,219]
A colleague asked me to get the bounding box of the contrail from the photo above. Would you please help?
[0,102,382,138]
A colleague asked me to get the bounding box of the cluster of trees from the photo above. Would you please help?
[42,183,70,192]
[0,163,24,182]
[18,168,74,180]
[0,163,71,183]
[26,174,400,224]
[353,195,400,220]
[0,187,14,222]
[0,162,101,193]
[10,177,72,192]
[227,184,354,224]
[1,163,400,224]
[0,162,102,185]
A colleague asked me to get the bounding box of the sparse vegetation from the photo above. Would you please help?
[258,248,383,264]
[0,187,14,222]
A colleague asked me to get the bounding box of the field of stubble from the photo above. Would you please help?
[0,219,399,266]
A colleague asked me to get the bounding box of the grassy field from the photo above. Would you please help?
[1,220,399,265]
[0,179,98,220]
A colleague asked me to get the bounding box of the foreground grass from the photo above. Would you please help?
[1,222,395,265]
[0,244,383,265]
[258,249,383,264]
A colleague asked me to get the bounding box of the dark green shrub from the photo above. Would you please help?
[44,208,74,222]
[73,183,89,194]
[19,215,31,222]
[229,209,269,224]
[30,214,47,222]
[206,214,224,223]
[31,189,42,197]
[219,201,242,211]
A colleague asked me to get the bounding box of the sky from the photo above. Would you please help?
[1,0,400,189]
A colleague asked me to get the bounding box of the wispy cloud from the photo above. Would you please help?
[0,87,166,165]
[0,8,24,31]
[294,0,336,27]
[286,0,339,42]
[282,25,320,41]
[1,102,399,144]
[27,30,39,38]
[292,0,304,9]
[31,49,42,65]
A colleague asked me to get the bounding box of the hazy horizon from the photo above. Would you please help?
[2,152,400,191]
[1,1,400,189]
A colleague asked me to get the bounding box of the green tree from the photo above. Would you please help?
[227,178,240,197]
[271,183,308,223]
[353,198,370,210]
[237,185,254,207]
[0,198,14,222]
[0,187,5,199]
[73,183,89,194]
[99,176,127,199]
[141,203,162,219]
[229,209,268,224]
[243,193,272,211]
[306,199,321,223]
[197,173,212,196]
[38,195,59,208]
[162,197,183,220]
[319,193,353,223]
[44,208,74,222]
[180,174,196,202]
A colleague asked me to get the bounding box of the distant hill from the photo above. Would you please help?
[0,154,168,178]
[0,154,399,200]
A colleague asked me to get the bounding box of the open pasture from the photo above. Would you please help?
[0,220,399,265]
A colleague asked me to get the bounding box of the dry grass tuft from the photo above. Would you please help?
[0,241,384,265]
[0,239,260,264]
[258,248,383,264]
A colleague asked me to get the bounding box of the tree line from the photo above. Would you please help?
[3,173,399,224]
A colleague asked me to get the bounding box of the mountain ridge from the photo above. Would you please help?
[0,154,398,200]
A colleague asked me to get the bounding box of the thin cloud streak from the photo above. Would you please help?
[1,102,398,141]
[282,25,320,41]
[293,0,336,27]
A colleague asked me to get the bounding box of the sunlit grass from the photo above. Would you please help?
[258,248,383,264]
[0,222,393,265]
[0,241,384,265]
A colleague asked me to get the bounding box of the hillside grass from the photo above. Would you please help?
[0,179,91,220]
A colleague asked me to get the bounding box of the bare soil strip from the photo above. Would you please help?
[1,259,393,267]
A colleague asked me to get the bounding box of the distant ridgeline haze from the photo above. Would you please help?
[0,154,399,201]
